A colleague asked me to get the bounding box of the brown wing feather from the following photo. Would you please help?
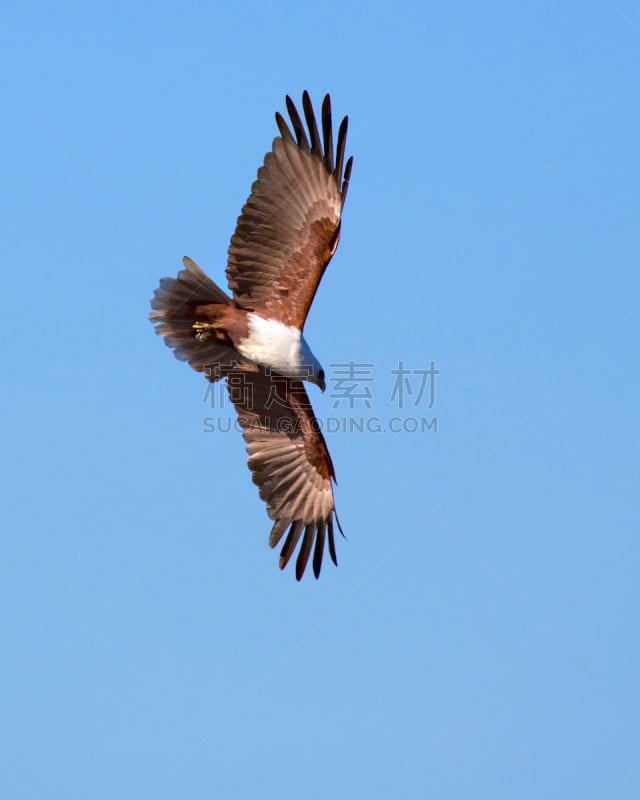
[226,92,352,330]
[226,365,340,579]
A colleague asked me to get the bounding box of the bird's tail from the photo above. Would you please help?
[150,256,236,379]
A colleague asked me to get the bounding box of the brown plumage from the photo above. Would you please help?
[227,92,352,329]
[149,92,352,580]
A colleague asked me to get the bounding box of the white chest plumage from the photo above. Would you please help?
[237,314,322,381]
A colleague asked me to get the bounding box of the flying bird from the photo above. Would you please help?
[150,92,353,580]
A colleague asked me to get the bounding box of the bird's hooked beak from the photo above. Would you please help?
[314,370,326,393]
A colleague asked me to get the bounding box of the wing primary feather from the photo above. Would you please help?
[321,95,334,172]
[313,521,326,579]
[295,524,315,581]
[334,509,346,539]
[334,115,349,185]
[327,516,338,567]
[269,518,289,549]
[285,95,310,151]
[275,111,295,143]
[271,471,309,517]
[302,91,322,159]
[341,156,354,204]
[279,520,305,570]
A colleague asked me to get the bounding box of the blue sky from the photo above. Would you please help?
[1,1,639,797]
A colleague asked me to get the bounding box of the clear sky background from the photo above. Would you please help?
[1,1,639,798]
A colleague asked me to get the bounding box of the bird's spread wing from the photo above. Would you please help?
[226,364,341,580]
[226,92,353,331]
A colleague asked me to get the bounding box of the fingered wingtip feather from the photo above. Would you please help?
[335,115,349,186]
[321,94,334,171]
[269,518,289,549]
[313,521,326,579]
[302,91,322,158]
[271,514,338,580]
[341,156,354,204]
[275,111,294,142]
[295,524,315,580]
[327,516,338,567]
[285,95,310,151]
[279,520,305,570]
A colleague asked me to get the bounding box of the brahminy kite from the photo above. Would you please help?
[150,92,353,580]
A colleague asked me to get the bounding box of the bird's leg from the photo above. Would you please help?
[193,321,215,342]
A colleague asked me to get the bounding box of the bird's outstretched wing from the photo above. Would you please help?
[226,364,341,580]
[226,92,353,331]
